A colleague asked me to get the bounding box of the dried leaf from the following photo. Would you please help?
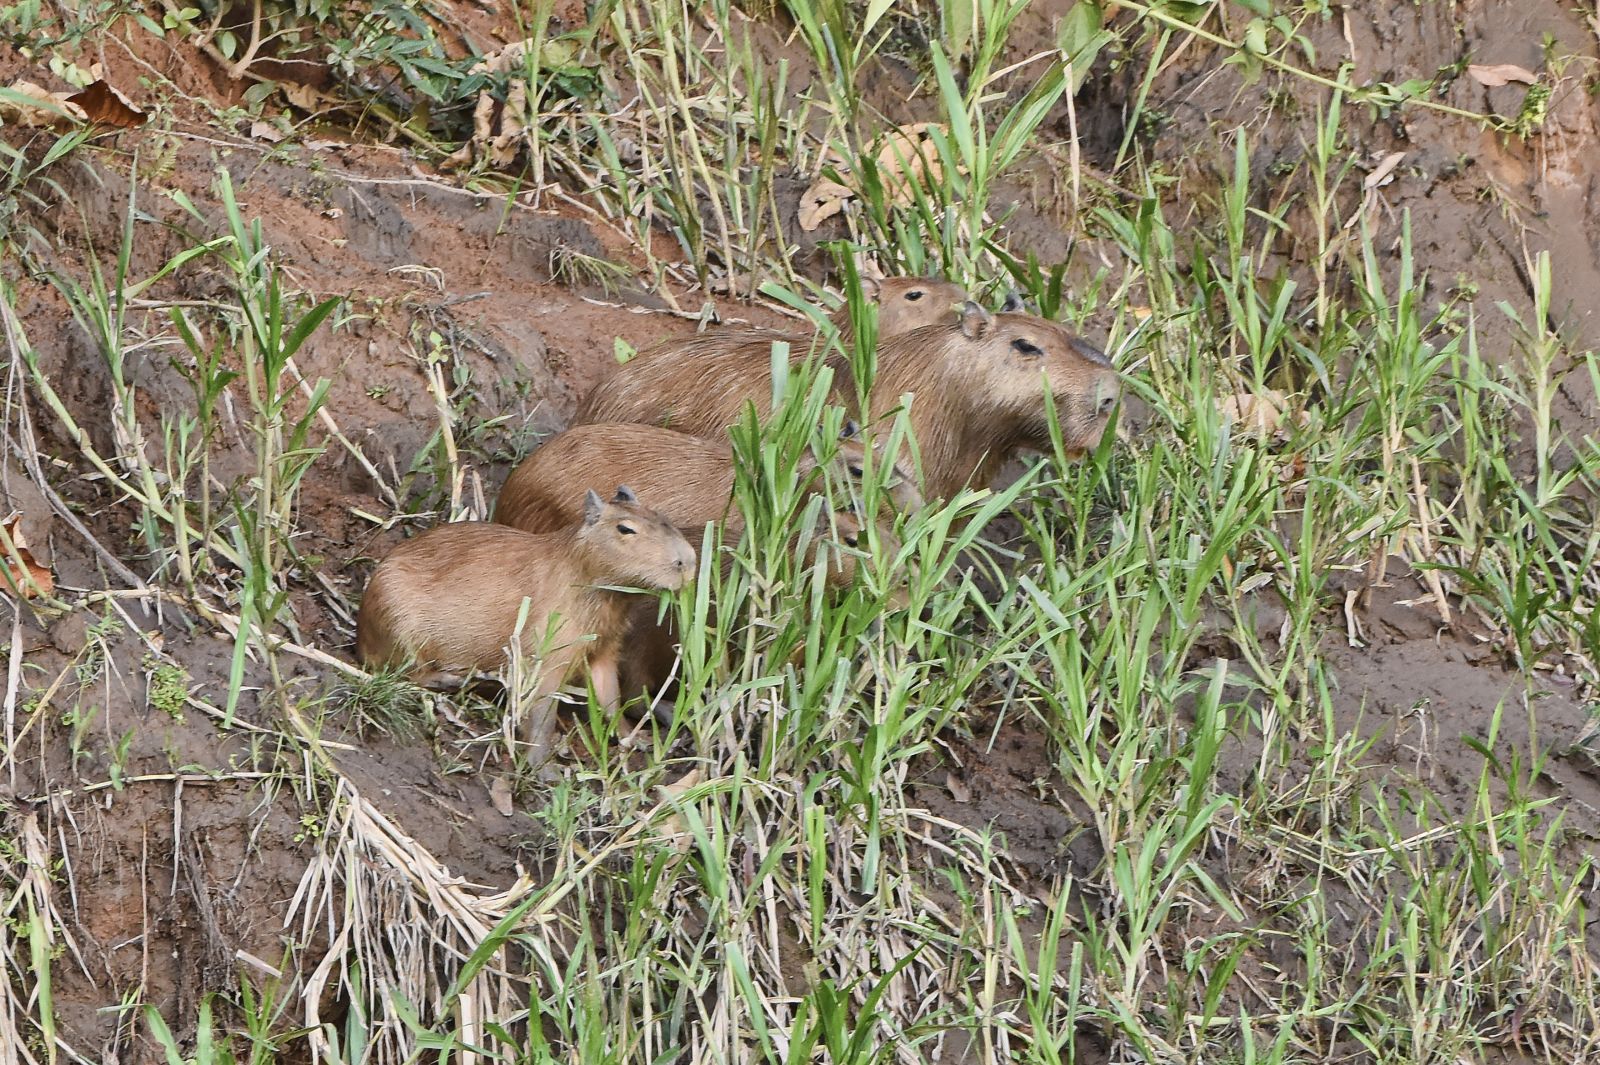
[0,80,87,128]
[444,38,597,170]
[874,122,946,206]
[248,120,284,143]
[796,178,853,232]
[0,513,53,598]
[652,768,702,851]
[488,774,515,817]
[1467,63,1537,88]
[66,79,146,128]
[1216,389,1310,440]
[1363,151,1406,191]
[281,81,320,112]
[945,772,972,804]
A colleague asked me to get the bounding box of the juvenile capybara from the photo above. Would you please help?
[354,487,695,754]
[492,422,923,536]
[574,276,970,435]
[490,422,916,715]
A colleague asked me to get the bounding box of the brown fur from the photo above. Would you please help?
[354,490,695,753]
[491,423,918,714]
[492,423,922,535]
[574,277,969,435]
[561,303,1122,504]
[850,305,1120,500]
[619,506,907,716]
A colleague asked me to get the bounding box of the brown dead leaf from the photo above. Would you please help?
[281,81,320,112]
[0,80,87,129]
[1467,63,1538,88]
[1216,389,1309,439]
[796,177,853,232]
[249,120,284,143]
[1363,151,1406,191]
[874,122,946,206]
[66,79,146,128]
[445,39,592,169]
[945,772,971,804]
[651,768,702,850]
[488,774,515,817]
[0,513,53,599]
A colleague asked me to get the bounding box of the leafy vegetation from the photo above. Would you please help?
[1,0,1597,1062]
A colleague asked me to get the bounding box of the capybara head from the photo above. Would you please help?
[799,509,895,594]
[576,486,697,592]
[835,420,925,512]
[954,301,1120,457]
[827,509,911,609]
[843,276,973,338]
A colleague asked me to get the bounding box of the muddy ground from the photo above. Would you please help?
[3,0,1599,1060]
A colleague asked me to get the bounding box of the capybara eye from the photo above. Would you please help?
[844,533,860,548]
[904,290,925,301]
[848,464,865,478]
[618,523,636,535]
[1012,337,1043,356]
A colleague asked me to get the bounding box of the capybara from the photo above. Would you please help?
[574,276,971,435]
[492,422,923,536]
[355,487,695,755]
[852,301,1120,500]
[563,301,1121,502]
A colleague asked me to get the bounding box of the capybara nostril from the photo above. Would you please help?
[1094,371,1121,417]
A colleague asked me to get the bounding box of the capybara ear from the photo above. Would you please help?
[583,489,604,524]
[1071,337,1114,368]
[1000,289,1027,314]
[858,275,882,302]
[613,484,638,504]
[839,418,861,440]
[958,300,995,340]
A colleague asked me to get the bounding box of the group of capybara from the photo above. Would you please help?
[353,275,1121,756]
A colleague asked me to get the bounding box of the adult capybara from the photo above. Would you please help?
[854,301,1120,500]
[574,276,970,435]
[492,422,923,536]
[563,301,1121,503]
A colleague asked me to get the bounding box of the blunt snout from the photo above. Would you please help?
[1076,339,1120,419]
[1096,374,1120,417]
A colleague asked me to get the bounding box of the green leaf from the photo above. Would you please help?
[928,44,975,170]
[1058,2,1113,92]
[280,296,340,361]
[861,0,896,37]
[1243,17,1268,54]
[944,0,975,62]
